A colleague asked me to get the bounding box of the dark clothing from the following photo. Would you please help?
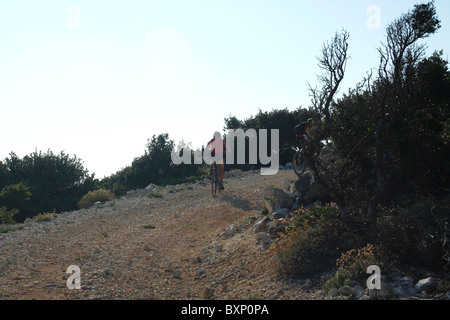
[294,121,313,138]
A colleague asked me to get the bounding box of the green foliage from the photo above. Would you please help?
[100,133,207,195]
[100,133,174,193]
[270,205,356,278]
[335,244,386,281]
[224,107,319,168]
[0,150,96,222]
[0,182,32,222]
[375,197,450,271]
[410,1,441,37]
[33,212,57,222]
[78,189,116,209]
[306,1,449,216]
[290,203,339,227]
[322,268,353,293]
[289,2,450,277]
[0,224,23,233]
[330,53,449,210]
[0,206,19,225]
[275,2,448,276]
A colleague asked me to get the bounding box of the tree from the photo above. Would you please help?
[305,2,446,220]
[0,150,95,221]
[304,30,350,202]
[102,133,177,192]
[308,30,350,140]
[135,133,175,185]
[224,107,318,168]
[363,1,441,219]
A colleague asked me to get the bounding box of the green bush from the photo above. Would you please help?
[100,133,208,194]
[270,205,355,278]
[0,150,96,221]
[78,189,116,209]
[335,244,385,281]
[0,182,32,223]
[225,107,319,168]
[34,212,57,222]
[322,268,353,294]
[0,206,19,225]
[376,197,450,271]
[322,243,387,293]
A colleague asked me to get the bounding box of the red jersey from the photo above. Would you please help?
[207,137,226,154]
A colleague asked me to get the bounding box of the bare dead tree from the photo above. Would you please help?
[308,30,350,140]
[305,30,350,202]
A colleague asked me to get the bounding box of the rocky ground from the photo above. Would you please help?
[0,169,326,300]
[0,168,449,300]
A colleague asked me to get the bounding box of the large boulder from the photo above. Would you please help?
[292,170,330,204]
[318,144,342,170]
[294,144,342,203]
[305,180,330,203]
[261,187,294,213]
[415,277,436,294]
[294,170,314,195]
[280,177,297,194]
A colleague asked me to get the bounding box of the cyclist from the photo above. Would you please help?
[292,118,313,175]
[206,132,229,190]
[294,118,313,144]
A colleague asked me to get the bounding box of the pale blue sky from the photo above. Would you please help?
[1,0,449,178]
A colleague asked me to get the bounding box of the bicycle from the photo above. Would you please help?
[210,162,220,197]
[292,138,311,176]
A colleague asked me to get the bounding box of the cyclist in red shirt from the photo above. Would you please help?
[206,132,229,190]
[294,118,313,143]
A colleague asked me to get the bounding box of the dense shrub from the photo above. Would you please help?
[375,197,450,271]
[100,133,207,195]
[321,268,353,293]
[335,244,386,281]
[320,242,393,294]
[33,212,57,222]
[0,207,18,225]
[0,150,96,221]
[319,3,449,216]
[0,182,32,222]
[78,189,116,209]
[330,50,450,212]
[269,2,449,281]
[224,107,319,169]
[270,205,356,278]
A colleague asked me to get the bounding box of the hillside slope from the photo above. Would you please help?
[0,169,325,300]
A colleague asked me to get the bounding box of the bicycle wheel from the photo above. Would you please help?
[293,151,307,176]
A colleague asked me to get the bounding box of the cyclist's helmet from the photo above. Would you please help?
[307,118,313,123]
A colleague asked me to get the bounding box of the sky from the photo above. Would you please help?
[1,0,449,178]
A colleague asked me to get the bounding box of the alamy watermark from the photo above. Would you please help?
[171,129,280,176]
[67,5,81,30]
[366,265,382,290]
[66,265,81,290]
[366,5,381,30]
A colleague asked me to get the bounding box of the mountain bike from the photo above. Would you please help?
[210,162,220,197]
[292,138,311,176]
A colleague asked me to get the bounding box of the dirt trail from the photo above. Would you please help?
[0,170,325,300]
